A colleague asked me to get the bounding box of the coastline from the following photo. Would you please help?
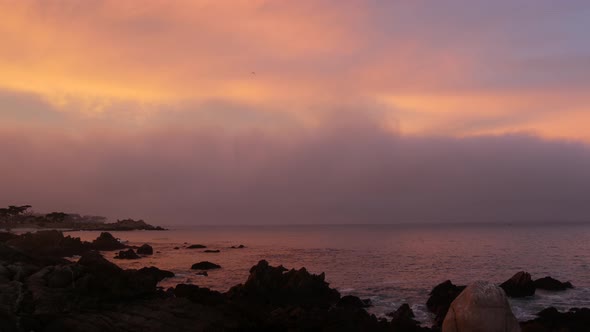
[0,229,587,331]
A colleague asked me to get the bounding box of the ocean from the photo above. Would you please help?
[67,223,590,325]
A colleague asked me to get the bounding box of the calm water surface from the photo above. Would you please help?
[67,223,590,324]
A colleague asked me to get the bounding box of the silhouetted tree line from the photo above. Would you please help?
[0,204,106,225]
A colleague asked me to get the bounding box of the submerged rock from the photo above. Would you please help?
[533,276,573,291]
[137,244,153,255]
[442,281,520,332]
[187,244,206,249]
[114,249,140,260]
[191,261,221,270]
[500,271,536,297]
[203,250,220,253]
[426,280,466,328]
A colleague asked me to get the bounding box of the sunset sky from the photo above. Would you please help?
[2,1,590,224]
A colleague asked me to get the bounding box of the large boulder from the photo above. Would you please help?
[91,232,126,251]
[533,276,573,291]
[442,281,520,332]
[191,261,221,270]
[500,271,535,297]
[137,244,153,255]
[427,280,466,328]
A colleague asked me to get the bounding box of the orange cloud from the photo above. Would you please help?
[1,1,589,143]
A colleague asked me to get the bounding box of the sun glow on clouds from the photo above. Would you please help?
[1,0,590,141]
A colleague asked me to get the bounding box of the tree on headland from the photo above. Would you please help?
[0,205,32,218]
[45,212,70,223]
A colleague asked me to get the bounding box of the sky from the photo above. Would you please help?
[1,0,590,224]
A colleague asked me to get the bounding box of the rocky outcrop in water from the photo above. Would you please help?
[500,271,536,297]
[442,281,520,332]
[137,244,154,255]
[427,280,466,328]
[187,244,206,249]
[114,248,141,259]
[533,276,573,291]
[191,261,221,270]
[91,232,127,251]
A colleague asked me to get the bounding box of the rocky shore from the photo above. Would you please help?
[0,230,587,331]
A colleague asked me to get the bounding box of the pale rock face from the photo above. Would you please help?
[442,281,520,332]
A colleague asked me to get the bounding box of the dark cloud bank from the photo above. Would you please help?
[2,118,590,225]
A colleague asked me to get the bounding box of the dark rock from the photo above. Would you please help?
[388,303,426,331]
[137,244,153,255]
[500,271,536,297]
[191,261,221,270]
[45,265,82,288]
[521,307,590,332]
[78,250,121,274]
[426,280,466,328]
[0,232,18,243]
[533,276,573,291]
[337,295,371,308]
[203,250,220,253]
[137,266,174,282]
[114,249,140,260]
[187,244,206,249]
[227,260,340,309]
[174,284,226,305]
[6,230,89,257]
[91,232,126,251]
[173,247,180,250]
